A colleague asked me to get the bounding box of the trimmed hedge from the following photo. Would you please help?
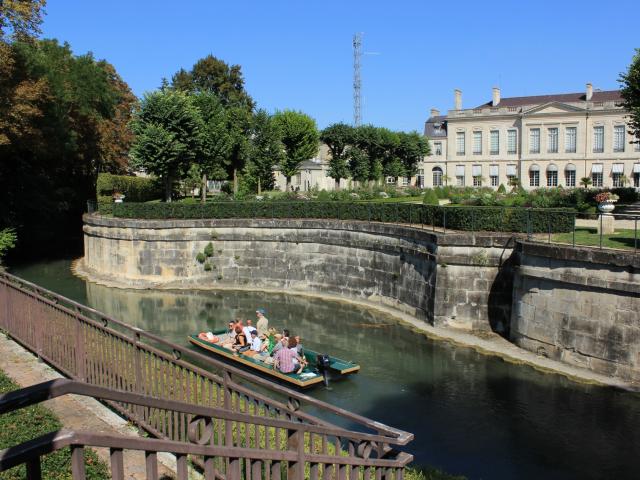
[96,173,163,202]
[103,201,575,233]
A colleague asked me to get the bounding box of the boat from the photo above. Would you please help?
[188,329,360,388]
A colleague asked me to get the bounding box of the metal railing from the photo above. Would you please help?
[0,380,412,479]
[0,272,413,478]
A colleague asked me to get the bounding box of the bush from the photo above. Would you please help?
[497,184,507,194]
[204,242,214,257]
[204,261,212,271]
[108,201,575,233]
[423,189,439,205]
[96,173,163,202]
[610,187,638,204]
[0,228,17,261]
[196,252,206,263]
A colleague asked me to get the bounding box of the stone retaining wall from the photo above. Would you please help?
[80,215,514,330]
[511,242,640,383]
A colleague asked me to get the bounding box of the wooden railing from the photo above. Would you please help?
[0,380,412,479]
[0,272,412,478]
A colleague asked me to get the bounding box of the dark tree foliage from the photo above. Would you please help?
[245,109,283,193]
[620,48,640,146]
[0,37,135,258]
[171,54,255,111]
[320,123,353,189]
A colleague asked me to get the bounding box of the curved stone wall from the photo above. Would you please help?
[79,214,514,327]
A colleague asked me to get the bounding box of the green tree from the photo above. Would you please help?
[130,90,202,202]
[245,109,282,193]
[192,92,232,202]
[347,146,369,184]
[0,0,46,40]
[272,110,319,191]
[619,48,640,147]
[580,176,592,189]
[172,54,255,110]
[320,123,354,189]
[225,106,252,194]
[0,228,17,264]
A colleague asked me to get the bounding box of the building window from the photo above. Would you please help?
[529,169,540,187]
[546,168,558,187]
[614,125,625,152]
[432,167,443,187]
[506,164,517,184]
[529,128,540,154]
[473,176,483,187]
[295,173,302,185]
[612,164,625,187]
[489,165,499,187]
[547,128,558,153]
[565,168,576,187]
[635,141,640,152]
[401,176,409,187]
[612,173,624,187]
[489,130,499,155]
[455,165,465,186]
[507,130,517,154]
[592,172,603,187]
[472,165,482,186]
[386,176,396,184]
[473,131,482,155]
[593,126,604,153]
[634,165,640,187]
[565,127,577,153]
[456,132,465,155]
[434,142,442,156]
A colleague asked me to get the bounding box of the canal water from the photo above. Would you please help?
[10,259,640,480]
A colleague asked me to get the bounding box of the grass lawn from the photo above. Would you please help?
[553,227,640,251]
[359,196,424,203]
[0,370,109,479]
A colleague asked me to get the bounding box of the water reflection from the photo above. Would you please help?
[10,259,640,480]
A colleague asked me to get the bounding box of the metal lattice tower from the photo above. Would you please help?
[353,33,362,127]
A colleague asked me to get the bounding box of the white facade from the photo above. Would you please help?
[423,85,640,190]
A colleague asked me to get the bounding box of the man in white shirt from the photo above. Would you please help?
[242,320,254,344]
[248,329,262,355]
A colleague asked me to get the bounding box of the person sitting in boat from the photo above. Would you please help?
[256,309,269,337]
[232,326,249,353]
[242,320,254,344]
[198,331,219,343]
[274,338,303,374]
[220,321,237,348]
[282,329,290,342]
[244,329,262,357]
[287,337,306,374]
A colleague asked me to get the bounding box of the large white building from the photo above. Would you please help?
[422,84,640,190]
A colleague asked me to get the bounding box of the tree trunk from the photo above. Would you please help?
[258,177,261,195]
[334,178,340,191]
[285,177,291,192]
[164,176,172,203]
[201,173,207,203]
[233,168,238,195]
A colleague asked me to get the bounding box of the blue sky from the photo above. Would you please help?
[41,0,638,132]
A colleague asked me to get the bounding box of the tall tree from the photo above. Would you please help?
[347,146,369,185]
[245,109,282,193]
[320,123,353,189]
[272,110,319,191]
[0,0,46,40]
[620,48,640,147]
[192,92,232,202]
[130,90,202,202]
[172,55,255,111]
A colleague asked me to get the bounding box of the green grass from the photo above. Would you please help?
[359,196,424,204]
[406,467,467,480]
[553,227,640,250]
[0,371,109,479]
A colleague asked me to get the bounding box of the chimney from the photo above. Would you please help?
[430,108,440,118]
[586,83,593,101]
[454,89,462,110]
[492,87,501,106]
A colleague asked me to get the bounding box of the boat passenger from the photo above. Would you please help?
[287,337,306,374]
[282,329,290,341]
[274,338,302,374]
[242,320,254,344]
[270,334,285,357]
[248,329,262,353]
[232,326,249,353]
[256,309,269,337]
[198,331,219,343]
[220,321,237,348]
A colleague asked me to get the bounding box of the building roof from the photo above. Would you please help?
[424,115,448,137]
[475,90,622,109]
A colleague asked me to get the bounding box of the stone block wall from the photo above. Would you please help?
[511,242,640,383]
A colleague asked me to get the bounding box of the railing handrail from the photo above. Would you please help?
[0,271,411,443]
[0,379,405,446]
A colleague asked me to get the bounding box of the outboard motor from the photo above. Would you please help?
[316,354,331,387]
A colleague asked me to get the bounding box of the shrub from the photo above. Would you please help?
[196,252,206,264]
[0,228,17,261]
[423,189,439,205]
[204,242,214,257]
[497,184,507,194]
[96,173,163,202]
[109,201,574,233]
[204,261,212,271]
[610,187,638,204]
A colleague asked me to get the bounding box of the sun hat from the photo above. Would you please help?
[256,308,266,314]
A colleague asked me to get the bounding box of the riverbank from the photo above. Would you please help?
[72,259,639,393]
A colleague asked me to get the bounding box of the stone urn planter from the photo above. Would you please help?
[597,200,616,214]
